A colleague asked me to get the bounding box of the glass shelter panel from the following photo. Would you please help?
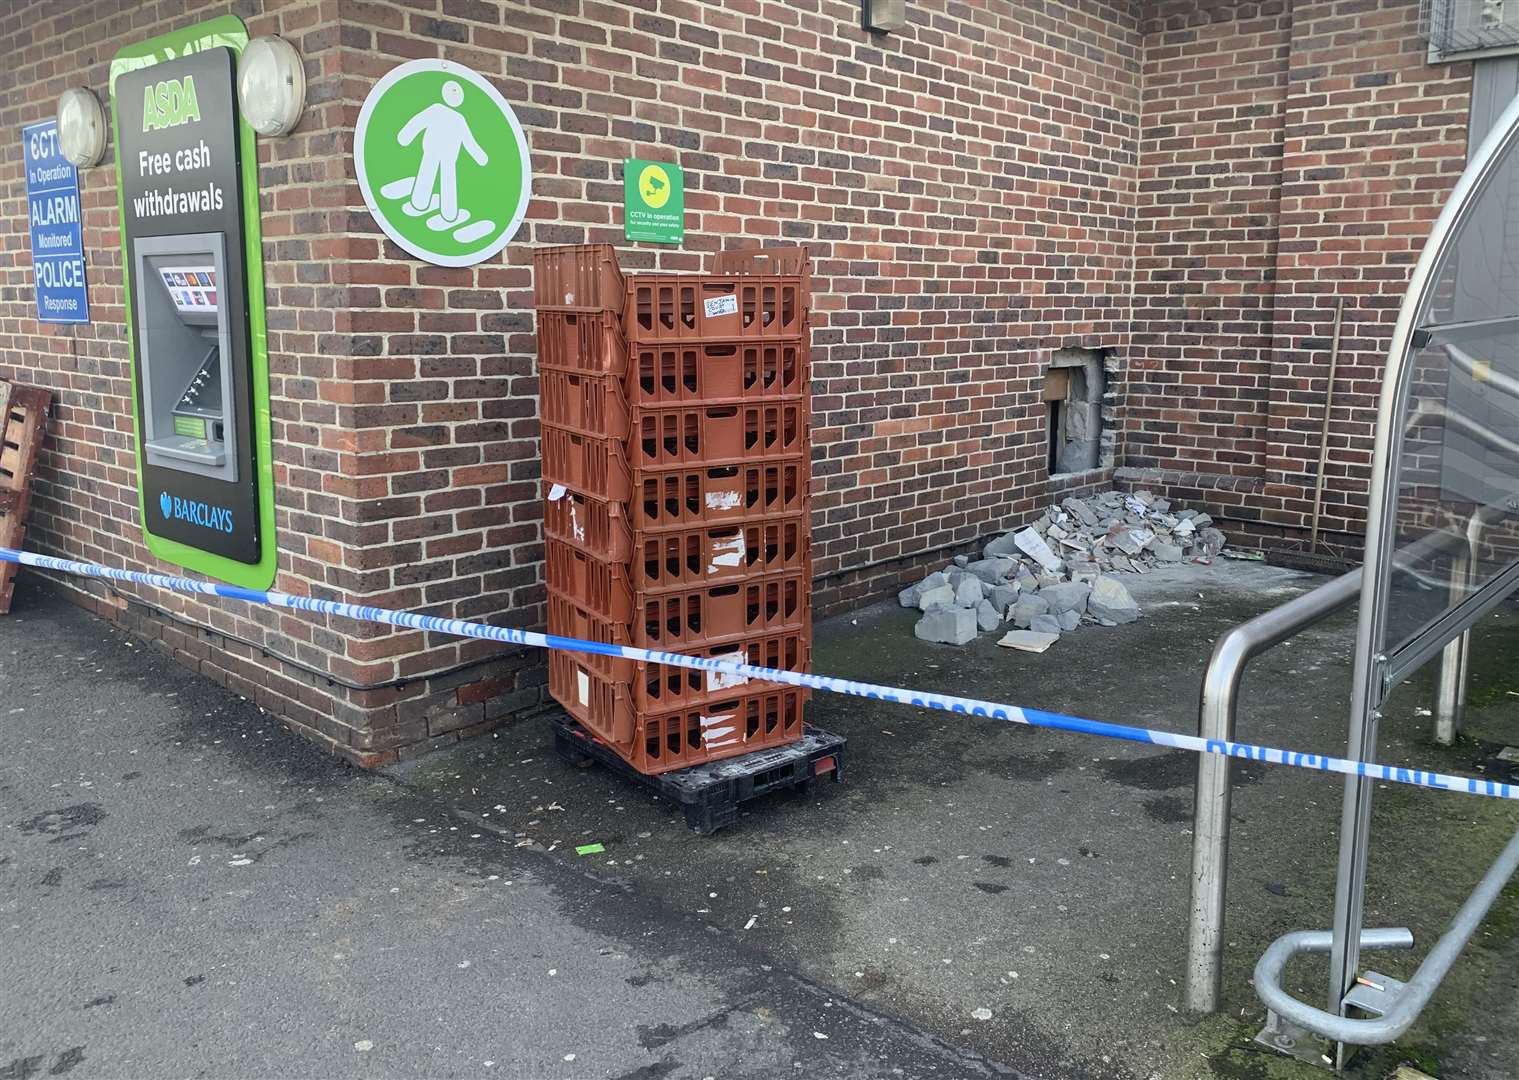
[1381,128,1519,655]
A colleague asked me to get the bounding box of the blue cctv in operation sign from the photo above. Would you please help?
[23,120,89,324]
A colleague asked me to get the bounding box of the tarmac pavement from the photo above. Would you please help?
[3,560,1518,1079]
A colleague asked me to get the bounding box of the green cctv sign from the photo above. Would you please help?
[355,59,532,267]
[624,158,684,244]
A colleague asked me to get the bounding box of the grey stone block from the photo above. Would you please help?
[967,558,1015,585]
[1062,496,1099,526]
[1068,560,1101,585]
[1029,613,1063,635]
[914,606,977,645]
[899,582,924,608]
[988,584,1020,614]
[975,599,1001,632]
[954,576,984,608]
[984,531,1021,559]
[918,583,957,611]
[1152,541,1184,562]
[1010,593,1049,629]
[1039,581,1091,615]
[1057,607,1081,632]
[1104,524,1154,556]
[1088,576,1141,624]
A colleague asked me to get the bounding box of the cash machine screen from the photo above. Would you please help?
[156,265,219,315]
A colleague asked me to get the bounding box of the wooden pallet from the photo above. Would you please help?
[0,382,52,614]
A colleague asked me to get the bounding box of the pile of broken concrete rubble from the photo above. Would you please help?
[898,490,1227,647]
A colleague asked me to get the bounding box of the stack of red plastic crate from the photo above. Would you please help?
[534,244,813,775]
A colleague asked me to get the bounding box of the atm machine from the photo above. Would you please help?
[135,238,236,481]
[110,18,276,589]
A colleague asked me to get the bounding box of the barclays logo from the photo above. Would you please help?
[159,490,233,534]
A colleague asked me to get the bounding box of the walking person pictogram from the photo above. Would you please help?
[393,80,486,230]
[357,59,533,266]
[375,79,498,243]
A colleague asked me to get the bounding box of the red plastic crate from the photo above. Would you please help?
[629,401,807,469]
[549,650,636,746]
[637,572,809,650]
[631,459,808,531]
[545,538,634,622]
[625,275,808,343]
[711,246,811,276]
[554,629,809,716]
[629,687,807,775]
[550,656,807,774]
[633,516,810,591]
[555,628,814,732]
[543,484,633,564]
[537,310,627,376]
[546,593,635,684]
[539,368,631,440]
[541,426,633,503]
[534,244,625,311]
[628,340,808,408]
[637,631,810,712]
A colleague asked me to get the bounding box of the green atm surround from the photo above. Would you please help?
[110,15,276,590]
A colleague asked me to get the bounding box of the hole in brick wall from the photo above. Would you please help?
[1046,348,1108,476]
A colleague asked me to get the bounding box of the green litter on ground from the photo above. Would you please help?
[575,843,605,856]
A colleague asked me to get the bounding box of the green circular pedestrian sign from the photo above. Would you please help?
[355,59,532,267]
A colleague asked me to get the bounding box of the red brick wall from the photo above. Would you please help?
[1126,0,1473,550]
[0,0,1483,762]
[452,0,1145,610]
[1259,0,1470,544]
[0,0,1148,759]
[1129,0,1291,479]
[0,0,545,764]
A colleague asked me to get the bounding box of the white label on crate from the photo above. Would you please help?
[576,669,590,706]
[705,490,741,511]
[703,293,738,318]
[708,534,745,573]
[706,650,749,692]
[700,711,738,746]
[548,483,567,501]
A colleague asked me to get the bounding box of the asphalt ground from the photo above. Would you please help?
[4,560,1518,1079]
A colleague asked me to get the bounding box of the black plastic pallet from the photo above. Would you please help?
[550,712,845,834]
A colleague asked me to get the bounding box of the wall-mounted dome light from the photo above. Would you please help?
[861,0,908,32]
[237,35,306,136]
[56,87,107,167]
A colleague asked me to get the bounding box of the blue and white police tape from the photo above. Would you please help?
[3,545,1515,802]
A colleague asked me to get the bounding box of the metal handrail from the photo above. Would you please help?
[1185,522,1490,1014]
[1255,824,1519,1043]
[1184,569,1361,1013]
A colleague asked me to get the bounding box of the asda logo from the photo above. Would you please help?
[142,76,201,132]
[159,490,233,534]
